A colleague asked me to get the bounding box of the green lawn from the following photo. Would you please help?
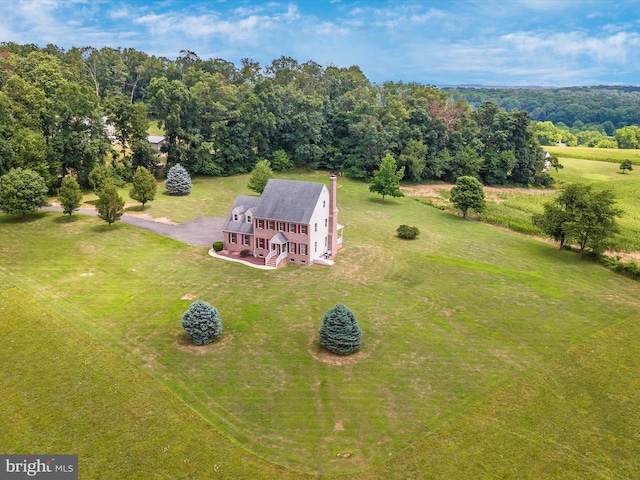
[2,172,640,477]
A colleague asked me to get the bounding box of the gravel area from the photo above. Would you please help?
[41,206,224,247]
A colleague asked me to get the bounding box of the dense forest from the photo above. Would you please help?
[0,42,615,192]
[446,86,640,134]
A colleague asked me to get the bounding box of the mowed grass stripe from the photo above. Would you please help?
[2,172,640,476]
[360,316,640,479]
[0,288,308,479]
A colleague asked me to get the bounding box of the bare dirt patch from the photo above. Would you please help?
[402,184,553,203]
[181,293,197,300]
[125,211,179,225]
[307,334,369,365]
[174,332,232,355]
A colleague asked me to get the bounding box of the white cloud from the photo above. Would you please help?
[502,31,640,63]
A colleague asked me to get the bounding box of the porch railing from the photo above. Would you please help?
[275,251,287,268]
[265,250,275,265]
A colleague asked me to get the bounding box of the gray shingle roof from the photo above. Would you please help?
[253,179,325,224]
[221,195,261,234]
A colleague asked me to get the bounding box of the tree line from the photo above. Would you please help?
[446,86,640,133]
[0,42,551,192]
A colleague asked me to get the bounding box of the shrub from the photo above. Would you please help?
[240,249,251,257]
[212,241,223,252]
[397,224,420,239]
[181,300,222,345]
[165,163,192,196]
[318,304,362,355]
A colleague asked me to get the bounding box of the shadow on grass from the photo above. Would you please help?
[53,215,83,224]
[125,204,146,213]
[90,222,125,233]
[366,196,404,206]
[0,212,48,224]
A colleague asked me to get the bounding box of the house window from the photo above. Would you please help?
[233,214,239,222]
[323,200,326,208]
[278,222,285,231]
[268,221,275,230]
[243,235,250,246]
[300,225,307,235]
[247,215,252,223]
[230,233,237,244]
[300,244,307,255]
[257,219,264,229]
[325,236,327,247]
[289,223,296,233]
[314,241,317,252]
[314,223,317,232]
[325,218,328,227]
[289,242,296,254]
[257,238,265,249]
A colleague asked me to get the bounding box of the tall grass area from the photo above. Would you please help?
[464,157,640,251]
[2,173,640,477]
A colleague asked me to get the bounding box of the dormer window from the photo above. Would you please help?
[247,215,252,223]
[233,213,239,221]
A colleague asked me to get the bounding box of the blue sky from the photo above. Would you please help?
[2,0,640,86]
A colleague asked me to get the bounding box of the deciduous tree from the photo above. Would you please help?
[369,153,404,202]
[0,167,48,215]
[58,175,83,216]
[96,181,124,226]
[533,183,622,257]
[620,159,633,174]
[247,159,273,194]
[129,166,157,207]
[449,175,486,218]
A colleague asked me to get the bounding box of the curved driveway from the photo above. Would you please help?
[41,206,224,247]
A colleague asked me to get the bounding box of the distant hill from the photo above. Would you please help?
[442,85,640,131]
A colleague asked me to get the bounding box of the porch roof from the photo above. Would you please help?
[270,232,289,245]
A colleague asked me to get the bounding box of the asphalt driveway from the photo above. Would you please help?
[41,206,224,248]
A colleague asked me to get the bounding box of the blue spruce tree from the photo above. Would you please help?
[181,300,222,345]
[165,163,192,196]
[319,304,362,355]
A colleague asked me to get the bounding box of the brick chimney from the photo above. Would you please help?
[328,175,339,256]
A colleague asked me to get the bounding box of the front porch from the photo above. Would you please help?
[210,249,276,270]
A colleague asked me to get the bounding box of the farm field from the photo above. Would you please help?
[406,156,640,251]
[545,145,640,165]
[2,169,640,478]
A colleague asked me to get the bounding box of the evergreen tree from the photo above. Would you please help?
[165,163,192,195]
[181,300,222,345]
[129,166,157,207]
[58,175,83,216]
[369,154,405,202]
[247,159,273,194]
[0,167,48,215]
[319,304,362,355]
[450,175,486,218]
[96,181,124,227]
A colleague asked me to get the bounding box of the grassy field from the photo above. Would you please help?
[413,156,640,252]
[2,170,640,477]
[545,145,640,165]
